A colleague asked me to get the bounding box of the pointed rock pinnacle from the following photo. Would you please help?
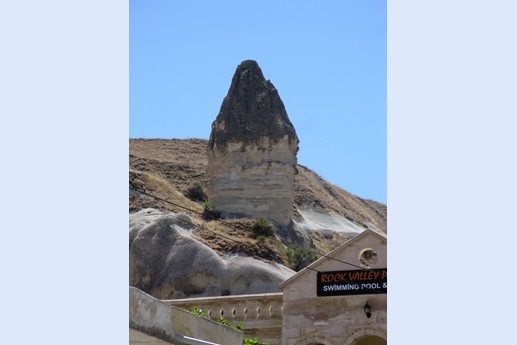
[208,60,299,152]
[206,60,299,227]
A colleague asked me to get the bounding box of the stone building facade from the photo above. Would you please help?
[166,229,387,345]
[279,229,387,345]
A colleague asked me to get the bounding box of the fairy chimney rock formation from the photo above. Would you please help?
[207,60,299,227]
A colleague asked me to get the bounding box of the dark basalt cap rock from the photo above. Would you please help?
[208,60,299,151]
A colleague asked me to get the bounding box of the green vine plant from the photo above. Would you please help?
[202,200,213,210]
[190,307,268,345]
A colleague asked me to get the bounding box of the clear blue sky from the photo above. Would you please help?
[130,0,387,204]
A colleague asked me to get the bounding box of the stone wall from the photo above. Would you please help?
[129,286,243,345]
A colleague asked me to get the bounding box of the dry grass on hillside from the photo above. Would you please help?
[129,164,289,264]
[130,138,386,231]
[129,138,387,267]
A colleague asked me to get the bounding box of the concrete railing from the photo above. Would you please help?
[163,293,284,345]
[163,293,283,324]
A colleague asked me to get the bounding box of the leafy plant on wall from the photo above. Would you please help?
[190,307,268,345]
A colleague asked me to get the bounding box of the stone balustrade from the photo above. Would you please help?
[163,293,284,345]
[163,292,283,323]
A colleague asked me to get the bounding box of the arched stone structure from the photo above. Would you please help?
[353,336,386,345]
[342,326,387,345]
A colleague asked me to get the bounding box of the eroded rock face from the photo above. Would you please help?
[207,60,299,227]
[129,209,295,299]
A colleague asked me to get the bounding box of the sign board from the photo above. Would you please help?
[317,268,387,296]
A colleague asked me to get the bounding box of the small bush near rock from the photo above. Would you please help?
[286,245,318,272]
[201,200,220,220]
[251,218,275,237]
[185,182,207,201]
[202,200,212,210]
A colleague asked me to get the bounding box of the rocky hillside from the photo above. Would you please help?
[130,138,386,230]
[129,60,387,300]
[129,138,386,299]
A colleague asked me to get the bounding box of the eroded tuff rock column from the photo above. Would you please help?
[207,60,299,227]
